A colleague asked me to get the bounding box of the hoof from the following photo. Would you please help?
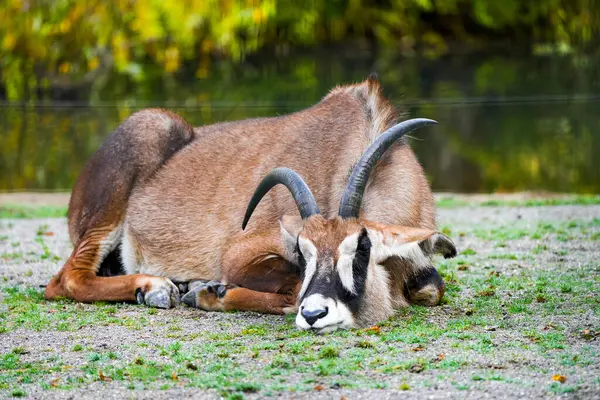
[182,280,232,311]
[136,277,180,309]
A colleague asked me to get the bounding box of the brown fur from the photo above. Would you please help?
[46,77,443,316]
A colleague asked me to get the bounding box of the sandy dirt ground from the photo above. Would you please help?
[1,201,599,399]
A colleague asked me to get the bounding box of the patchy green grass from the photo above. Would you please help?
[1,251,598,397]
[1,205,599,397]
[435,197,470,208]
[1,196,597,218]
[436,195,600,209]
[480,196,600,207]
[0,204,68,219]
[469,219,600,243]
[0,287,148,333]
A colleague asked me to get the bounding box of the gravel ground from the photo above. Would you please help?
[1,203,599,399]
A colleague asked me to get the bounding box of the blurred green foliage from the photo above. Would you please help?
[0,1,598,194]
[1,51,599,193]
[1,0,598,101]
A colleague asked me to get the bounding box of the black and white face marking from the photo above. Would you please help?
[295,229,371,333]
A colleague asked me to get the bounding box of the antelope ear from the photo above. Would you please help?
[279,215,305,261]
[419,233,457,259]
[368,226,457,265]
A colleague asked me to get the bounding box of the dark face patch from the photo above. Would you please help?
[294,239,307,278]
[339,228,371,313]
[299,228,371,314]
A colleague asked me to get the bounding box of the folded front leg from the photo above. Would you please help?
[182,280,297,315]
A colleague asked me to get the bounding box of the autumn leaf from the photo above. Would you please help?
[536,294,547,303]
[411,345,424,352]
[477,285,496,297]
[314,384,324,391]
[364,326,381,335]
[98,370,112,382]
[581,329,597,340]
[171,371,178,381]
[552,374,566,383]
[50,378,60,387]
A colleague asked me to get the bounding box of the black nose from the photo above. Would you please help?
[301,307,329,326]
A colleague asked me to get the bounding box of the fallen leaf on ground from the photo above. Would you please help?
[552,374,566,383]
[314,384,324,391]
[411,345,424,352]
[364,326,381,335]
[171,371,178,381]
[536,295,547,303]
[582,329,596,340]
[477,286,496,297]
[50,378,60,387]
[98,370,112,382]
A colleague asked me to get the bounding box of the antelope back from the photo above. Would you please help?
[124,77,435,288]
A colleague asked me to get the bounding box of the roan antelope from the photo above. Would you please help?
[45,75,456,332]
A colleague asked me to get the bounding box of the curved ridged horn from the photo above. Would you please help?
[242,167,320,230]
[338,118,438,219]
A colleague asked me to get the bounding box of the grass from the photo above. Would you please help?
[435,195,600,209]
[0,204,68,219]
[1,195,598,219]
[0,203,599,397]
[0,287,148,332]
[1,256,597,396]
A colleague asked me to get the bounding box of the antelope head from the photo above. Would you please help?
[243,119,457,333]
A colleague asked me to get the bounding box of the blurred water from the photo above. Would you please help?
[1,49,599,193]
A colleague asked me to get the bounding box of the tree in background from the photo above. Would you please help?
[1,0,597,100]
